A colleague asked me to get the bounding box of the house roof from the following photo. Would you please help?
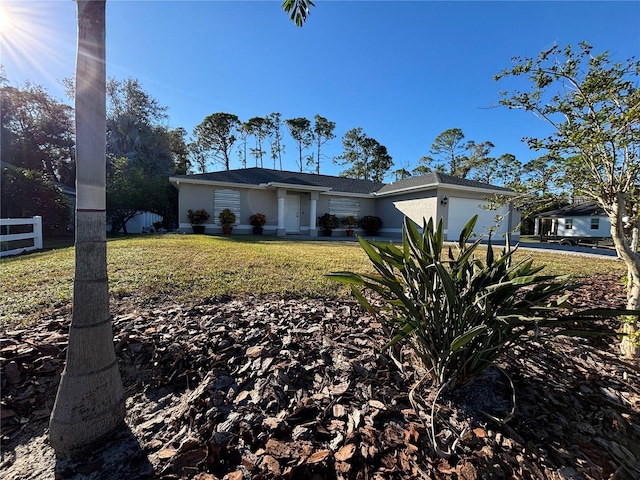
[536,201,605,218]
[170,168,513,196]
[171,168,384,194]
[375,172,514,195]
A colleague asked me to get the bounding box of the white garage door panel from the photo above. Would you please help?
[447,198,509,241]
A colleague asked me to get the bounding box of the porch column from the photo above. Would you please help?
[277,188,286,237]
[309,192,318,237]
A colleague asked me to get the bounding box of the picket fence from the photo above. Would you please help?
[0,216,43,258]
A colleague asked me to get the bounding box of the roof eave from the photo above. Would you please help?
[321,191,377,198]
[263,181,331,192]
[375,183,514,197]
[169,176,267,190]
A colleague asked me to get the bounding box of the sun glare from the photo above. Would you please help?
[0,1,75,89]
[0,4,11,34]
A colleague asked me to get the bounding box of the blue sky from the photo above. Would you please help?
[1,1,638,181]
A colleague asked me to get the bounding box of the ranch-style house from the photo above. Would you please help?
[169,168,520,241]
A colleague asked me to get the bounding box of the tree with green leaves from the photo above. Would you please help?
[50,0,316,456]
[188,139,209,174]
[0,82,75,185]
[247,116,269,168]
[1,163,71,235]
[413,127,466,176]
[311,114,336,174]
[106,77,168,125]
[334,127,393,182]
[391,162,413,181]
[105,88,173,233]
[522,154,564,198]
[496,42,640,357]
[285,116,313,172]
[490,153,523,189]
[105,155,148,233]
[283,0,315,26]
[267,112,285,170]
[192,112,240,171]
[465,140,496,181]
[167,127,190,175]
[414,128,494,179]
[237,121,251,169]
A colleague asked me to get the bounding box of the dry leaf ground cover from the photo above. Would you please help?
[1,235,638,479]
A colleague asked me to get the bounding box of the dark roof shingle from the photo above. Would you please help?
[172,167,384,194]
[376,172,513,194]
[536,201,605,218]
[172,168,512,195]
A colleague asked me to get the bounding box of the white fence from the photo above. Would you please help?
[0,216,43,258]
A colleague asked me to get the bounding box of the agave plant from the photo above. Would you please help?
[329,215,626,390]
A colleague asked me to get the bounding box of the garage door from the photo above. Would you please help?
[446,197,510,241]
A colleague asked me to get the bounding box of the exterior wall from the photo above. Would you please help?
[178,183,279,234]
[557,215,610,237]
[178,183,215,230]
[317,193,377,236]
[242,188,279,232]
[375,191,439,237]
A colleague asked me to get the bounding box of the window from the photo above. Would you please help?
[329,198,361,217]
[565,219,573,230]
[214,189,240,225]
[591,218,599,230]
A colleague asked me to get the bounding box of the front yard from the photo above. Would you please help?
[0,234,626,327]
[1,234,637,479]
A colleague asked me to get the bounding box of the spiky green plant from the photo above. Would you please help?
[329,215,625,389]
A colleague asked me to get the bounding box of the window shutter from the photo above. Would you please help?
[329,198,361,217]
[214,189,241,225]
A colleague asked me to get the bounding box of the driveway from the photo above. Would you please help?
[517,241,619,259]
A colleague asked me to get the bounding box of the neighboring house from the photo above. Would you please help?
[169,168,520,241]
[534,201,611,243]
[106,211,163,234]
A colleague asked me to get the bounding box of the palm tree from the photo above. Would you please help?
[50,0,315,457]
[49,0,125,455]
[283,0,315,26]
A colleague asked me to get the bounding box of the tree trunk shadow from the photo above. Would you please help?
[54,425,154,479]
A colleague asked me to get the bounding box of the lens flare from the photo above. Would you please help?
[0,3,11,34]
[0,1,75,89]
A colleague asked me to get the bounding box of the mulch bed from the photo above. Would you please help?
[1,273,639,480]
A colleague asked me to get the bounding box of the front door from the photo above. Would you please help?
[284,195,300,233]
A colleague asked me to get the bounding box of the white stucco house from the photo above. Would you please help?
[169,168,520,241]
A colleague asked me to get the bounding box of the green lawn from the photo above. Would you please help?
[0,234,627,327]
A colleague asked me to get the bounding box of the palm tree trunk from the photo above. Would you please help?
[49,0,125,456]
